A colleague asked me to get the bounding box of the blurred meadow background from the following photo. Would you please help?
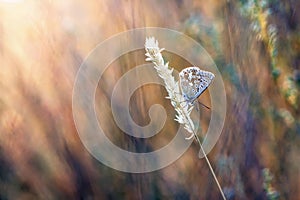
[0,0,300,199]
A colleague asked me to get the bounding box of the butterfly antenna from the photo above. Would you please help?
[198,101,210,109]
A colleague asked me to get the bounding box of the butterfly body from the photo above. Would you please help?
[179,66,215,104]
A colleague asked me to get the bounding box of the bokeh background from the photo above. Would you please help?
[0,0,299,199]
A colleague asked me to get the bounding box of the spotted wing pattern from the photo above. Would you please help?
[179,66,215,104]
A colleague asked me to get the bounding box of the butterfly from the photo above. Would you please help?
[179,66,215,106]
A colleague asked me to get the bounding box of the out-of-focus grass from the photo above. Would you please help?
[0,0,299,199]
